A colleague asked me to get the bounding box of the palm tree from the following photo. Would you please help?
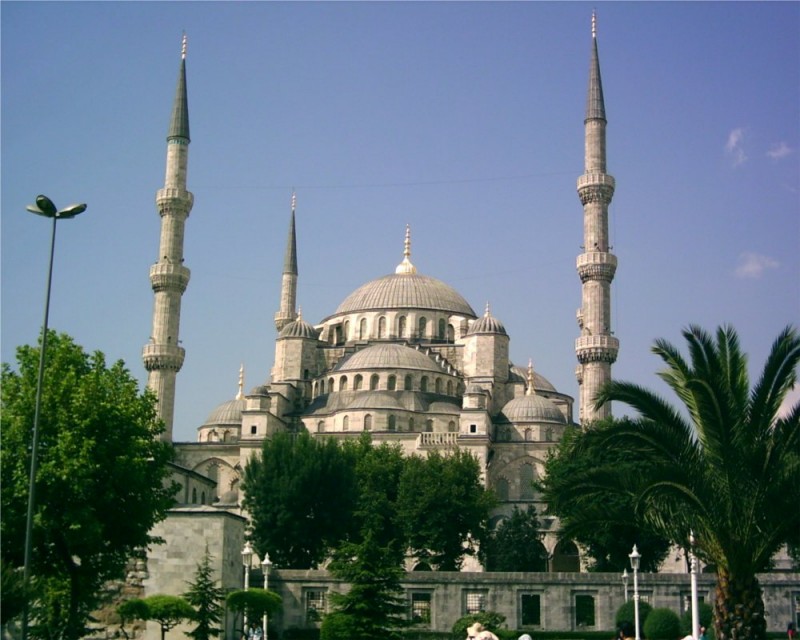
[560,326,799,640]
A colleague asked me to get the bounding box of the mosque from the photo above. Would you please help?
[142,15,618,569]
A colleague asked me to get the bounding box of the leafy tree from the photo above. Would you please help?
[644,608,682,640]
[1,559,28,627]
[183,547,226,640]
[141,595,195,640]
[480,506,548,572]
[557,325,800,640]
[242,431,358,569]
[540,422,671,572]
[0,332,177,640]
[226,589,281,637]
[397,448,494,570]
[680,602,713,637]
[616,600,653,639]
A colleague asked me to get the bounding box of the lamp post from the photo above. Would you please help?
[622,568,629,602]
[22,194,87,640]
[242,541,253,637]
[261,553,272,640]
[629,545,641,640]
[689,532,699,640]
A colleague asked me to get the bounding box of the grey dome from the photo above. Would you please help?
[467,313,507,336]
[202,398,245,427]
[336,344,445,373]
[509,364,557,392]
[279,317,319,339]
[500,394,566,424]
[334,273,476,317]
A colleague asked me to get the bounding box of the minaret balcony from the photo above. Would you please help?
[577,173,615,190]
[156,188,194,217]
[577,173,615,204]
[576,252,617,282]
[150,263,191,293]
[575,335,619,364]
[142,343,186,372]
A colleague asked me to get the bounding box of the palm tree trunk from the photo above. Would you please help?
[713,569,767,640]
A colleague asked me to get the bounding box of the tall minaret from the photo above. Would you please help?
[143,35,193,441]
[274,192,298,332]
[575,13,619,425]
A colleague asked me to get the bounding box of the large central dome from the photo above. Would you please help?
[335,272,476,317]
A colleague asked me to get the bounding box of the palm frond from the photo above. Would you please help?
[749,326,800,436]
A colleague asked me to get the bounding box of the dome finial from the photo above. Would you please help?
[395,224,417,274]
[297,305,303,319]
[236,363,245,400]
[291,189,297,214]
[526,358,536,396]
[591,10,597,39]
[484,302,491,318]
[181,32,187,60]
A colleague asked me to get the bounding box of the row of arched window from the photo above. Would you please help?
[314,373,456,396]
[494,464,539,501]
[338,316,457,343]
[495,425,555,442]
[317,414,458,433]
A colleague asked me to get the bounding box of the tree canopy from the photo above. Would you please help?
[1,331,177,640]
[183,548,227,640]
[480,506,548,572]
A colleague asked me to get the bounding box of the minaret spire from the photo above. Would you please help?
[143,35,194,441]
[575,13,618,425]
[395,224,417,274]
[275,191,299,331]
[236,363,244,400]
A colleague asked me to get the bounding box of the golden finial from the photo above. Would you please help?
[526,359,536,396]
[395,224,417,274]
[291,190,297,214]
[484,302,491,317]
[236,363,244,400]
[181,32,187,60]
[591,10,597,39]
[297,305,303,319]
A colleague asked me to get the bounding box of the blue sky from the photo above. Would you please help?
[2,1,798,442]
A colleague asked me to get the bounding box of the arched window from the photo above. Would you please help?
[438,318,446,339]
[447,380,454,395]
[418,316,427,337]
[404,374,413,391]
[378,316,386,338]
[343,415,349,431]
[552,540,580,572]
[495,477,510,501]
[524,428,532,442]
[388,375,396,391]
[447,324,455,342]
[343,321,350,341]
[545,427,553,441]
[319,379,325,394]
[370,374,379,390]
[328,377,335,391]
[425,420,433,432]
[318,421,326,433]
[398,316,406,337]
[339,376,348,391]
[408,417,415,431]
[201,492,206,505]
[435,378,442,393]
[420,376,428,392]
[448,420,456,432]
[354,374,363,390]
[359,318,367,340]
[192,487,198,504]
[520,464,536,499]
[388,415,396,431]
[364,414,373,431]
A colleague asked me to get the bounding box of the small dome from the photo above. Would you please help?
[202,398,246,427]
[336,344,445,374]
[509,364,557,392]
[248,384,270,396]
[279,317,319,339]
[467,305,507,336]
[500,394,566,424]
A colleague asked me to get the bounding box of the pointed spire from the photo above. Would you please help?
[585,12,606,122]
[236,363,245,400]
[395,224,417,274]
[526,359,537,396]
[484,302,491,317]
[168,34,191,141]
[283,191,298,275]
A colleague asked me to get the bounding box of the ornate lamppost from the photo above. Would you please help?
[242,541,253,636]
[629,545,642,640]
[689,532,700,640]
[22,194,87,640]
[261,553,272,640]
[622,568,629,602]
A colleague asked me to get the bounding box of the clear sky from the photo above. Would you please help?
[2,1,798,442]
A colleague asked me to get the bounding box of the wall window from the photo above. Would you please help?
[342,415,349,431]
[470,424,478,433]
[192,487,197,504]
[404,374,413,391]
[520,463,536,499]
[435,378,442,393]
[448,420,456,432]
[520,593,541,627]
[318,421,325,433]
[370,374,379,390]
[250,425,257,435]
[575,594,595,628]
[364,414,372,431]
[464,590,487,615]
[438,318,446,339]
[319,379,325,394]
[354,374,363,390]
[378,316,386,338]
[447,380,454,395]
[328,377,334,391]
[359,318,367,340]
[398,316,407,337]
[495,477,510,501]
[388,415,397,431]
[388,375,397,391]
[420,376,428,392]
[448,324,455,342]
[408,417,415,431]
[409,591,432,625]
[305,589,327,623]
[339,376,348,391]
[343,321,350,341]
[418,316,427,337]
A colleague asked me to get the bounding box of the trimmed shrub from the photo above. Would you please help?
[643,608,681,640]
[679,603,714,637]
[616,600,653,638]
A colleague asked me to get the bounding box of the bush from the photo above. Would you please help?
[451,612,506,639]
[643,608,681,640]
[616,600,653,638]
[679,603,713,637]
[283,629,320,640]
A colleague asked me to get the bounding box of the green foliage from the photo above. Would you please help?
[225,589,281,621]
[616,600,653,638]
[643,608,681,640]
[480,506,548,572]
[141,595,196,640]
[679,602,713,637]
[451,612,506,639]
[183,547,227,640]
[540,424,671,572]
[397,448,495,570]
[0,331,178,640]
[242,431,358,569]
[1,559,28,625]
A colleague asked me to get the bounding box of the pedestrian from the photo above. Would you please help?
[699,626,707,640]
[788,623,797,640]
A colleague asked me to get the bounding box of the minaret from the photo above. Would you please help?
[274,192,298,331]
[575,13,619,425]
[143,35,193,441]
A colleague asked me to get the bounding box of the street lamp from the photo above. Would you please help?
[629,545,641,640]
[261,553,272,640]
[622,568,629,602]
[689,532,699,640]
[22,194,87,640]
[242,541,253,636]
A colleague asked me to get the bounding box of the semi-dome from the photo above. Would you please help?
[336,343,446,373]
[500,394,566,424]
[202,397,246,427]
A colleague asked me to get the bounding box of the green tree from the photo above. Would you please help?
[242,431,358,569]
[557,325,800,640]
[644,608,682,640]
[541,422,671,572]
[616,600,653,639]
[480,506,548,572]
[141,595,195,640]
[1,332,177,640]
[397,448,494,570]
[225,589,281,638]
[183,547,226,640]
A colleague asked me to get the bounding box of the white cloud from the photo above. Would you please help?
[725,128,747,166]
[735,252,779,279]
[766,141,793,160]
[778,385,800,419]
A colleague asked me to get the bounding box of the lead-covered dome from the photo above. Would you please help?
[500,394,566,424]
[336,343,445,373]
[202,397,245,427]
